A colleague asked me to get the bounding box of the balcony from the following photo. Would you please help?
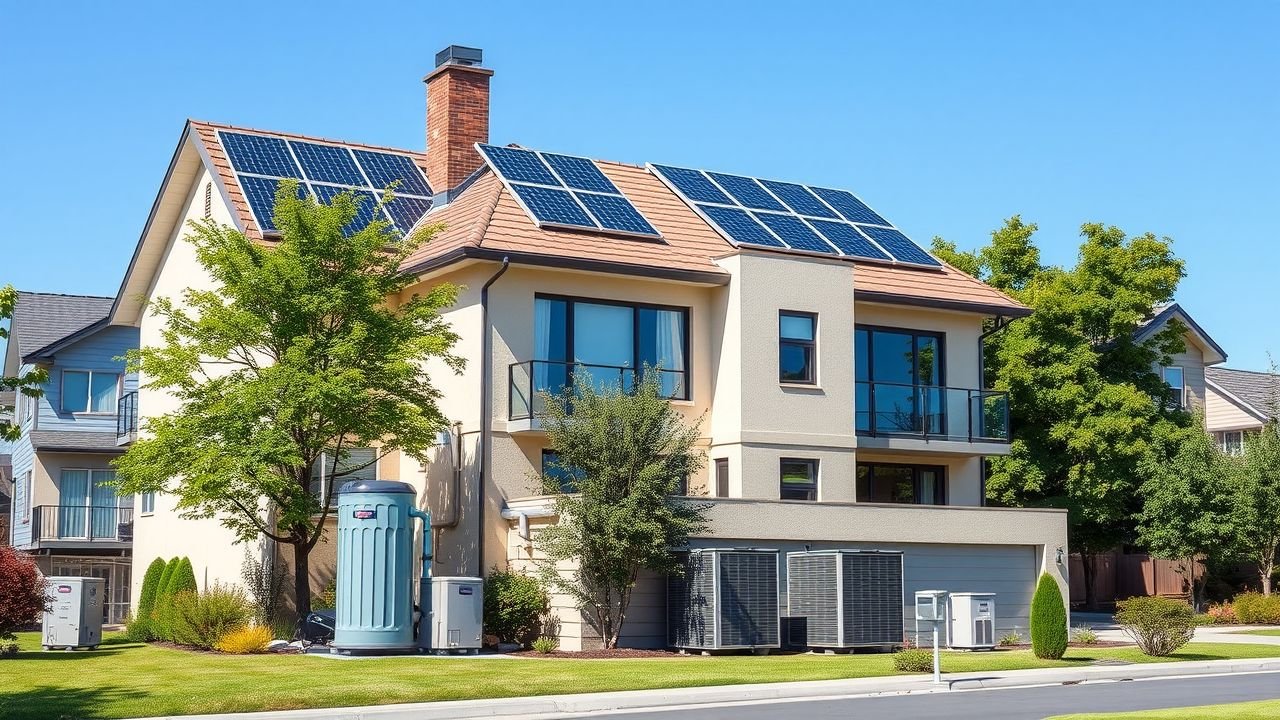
[508,360,687,429]
[30,504,134,547]
[117,391,138,445]
[856,381,1010,455]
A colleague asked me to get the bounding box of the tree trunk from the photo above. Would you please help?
[293,542,312,632]
[1081,553,1098,611]
[1263,562,1274,597]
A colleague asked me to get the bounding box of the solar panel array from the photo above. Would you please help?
[216,130,433,235]
[476,144,661,239]
[649,164,941,268]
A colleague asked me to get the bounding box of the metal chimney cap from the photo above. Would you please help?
[435,45,483,68]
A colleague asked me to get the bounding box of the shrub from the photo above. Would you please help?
[1115,596,1195,656]
[170,583,252,649]
[1232,592,1280,625]
[1069,625,1099,645]
[531,636,558,654]
[215,624,273,654]
[0,546,48,654]
[1030,573,1068,659]
[484,567,548,646]
[169,558,198,595]
[893,648,933,672]
[126,558,168,641]
[1205,602,1238,625]
[241,548,287,626]
[311,578,336,611]
[998,628,1023,646]
[150,557,180,640]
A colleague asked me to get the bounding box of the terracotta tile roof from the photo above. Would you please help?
[188,119,430,241]
[853,260,1031,316]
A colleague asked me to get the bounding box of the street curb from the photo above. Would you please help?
[139,657,1280,720]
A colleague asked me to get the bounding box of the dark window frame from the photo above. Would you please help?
[534,293,692,401]
[779,310,818,385]
[779,458,819,501]
[714,458,729,498]
[856,462,947,505]
[856,324,948,436]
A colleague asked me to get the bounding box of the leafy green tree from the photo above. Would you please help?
[1234,378,1280,595]
[534,369,710,649]
[1030,572,1068,659]
[115,183,461,622]
[934,218,1191,609]
[0,285,49,441]
[1137,412,1239,609]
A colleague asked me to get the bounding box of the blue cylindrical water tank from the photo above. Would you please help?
[333,480,418,651]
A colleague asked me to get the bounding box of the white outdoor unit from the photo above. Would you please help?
[947,592,996,650]
[786,550,904,650]
[42,576,104,651]
[668,549,780,652]
[425,577,483,654]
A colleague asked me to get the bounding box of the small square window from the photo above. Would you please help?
[780,458,818,501]
[779,312,817,384]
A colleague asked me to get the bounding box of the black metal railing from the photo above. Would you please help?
[855,381,1010,442]
[509,360,688,421]
[117,391,138,442]
[31,505,134,542]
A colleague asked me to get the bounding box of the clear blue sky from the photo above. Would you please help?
[2,2,1276,369]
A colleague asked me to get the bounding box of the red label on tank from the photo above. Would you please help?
[353,509,377,520]
[57,585,71,593]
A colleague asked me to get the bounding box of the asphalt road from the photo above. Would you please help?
[564,671,1280,720]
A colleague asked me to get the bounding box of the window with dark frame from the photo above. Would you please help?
[855,325,946,435]
[856,463,946,505]
[780,458,818,501]
[715,458,729,497]
[779,311,817,384]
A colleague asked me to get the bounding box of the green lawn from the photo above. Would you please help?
[1233,628,1280,637]
[1048,699,1280,719]
[3,633,1280,720]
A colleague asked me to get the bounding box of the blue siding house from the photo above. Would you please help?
[2,292,139,623]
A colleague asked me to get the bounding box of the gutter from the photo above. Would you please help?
[475,257,510,577]
[402,246,730,287]
[978,315,1015,388]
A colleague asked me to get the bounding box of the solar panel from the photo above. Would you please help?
[510,184,595,228]
[810,187,889,226]
[707,173,787,212]
[351,149,433,197]
[543,153,619,193]
[312,185,384,235]
[384,196,433,234]
[858,226,940,266]
[809,220,891,261]
[761,180,839,219]
[649,163,939,267]
[752,212,836,254]
[221,132,302,178]
[698,205,786,248]
[479,144,661,239]
[289,141,364,186]
[239,177,308,233]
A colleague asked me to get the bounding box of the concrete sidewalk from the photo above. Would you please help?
[143,657,1280,720]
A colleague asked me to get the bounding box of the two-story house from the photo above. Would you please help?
[110,46,1068,649]
[3,291,139,623]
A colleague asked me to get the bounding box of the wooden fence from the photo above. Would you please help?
[1069,551,1198,607]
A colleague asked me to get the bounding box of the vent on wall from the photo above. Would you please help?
[668,548,780,651]
[204,182,212,218]
[786,550,904,649]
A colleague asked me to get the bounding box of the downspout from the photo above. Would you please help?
[977,315,1014,506]
[476,257,510,577]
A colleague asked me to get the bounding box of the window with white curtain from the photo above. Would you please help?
[61,370,119,413]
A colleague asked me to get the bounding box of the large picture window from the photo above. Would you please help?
[61,370,119,414]
[855,326,945,435]
[856,463,945,505]
[534,295,689,400]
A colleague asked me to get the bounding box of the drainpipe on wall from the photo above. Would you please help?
[476,257,510,577]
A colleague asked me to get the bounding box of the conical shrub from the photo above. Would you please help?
[125,558,167,641]
[1030,572,1068,659]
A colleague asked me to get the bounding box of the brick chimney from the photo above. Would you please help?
[424,45,492,194]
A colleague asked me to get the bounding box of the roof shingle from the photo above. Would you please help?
[1206,367,1280,420]
[13,292,113,361]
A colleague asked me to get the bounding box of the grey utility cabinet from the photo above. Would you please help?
[42,576,105,650]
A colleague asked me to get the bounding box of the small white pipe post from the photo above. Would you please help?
[932,622,941,684]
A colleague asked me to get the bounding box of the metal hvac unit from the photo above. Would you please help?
[947,592,996,650]
[668,548,780,651]
[424,577,484,654]
[786,550,904,649]
[42,576,104,650]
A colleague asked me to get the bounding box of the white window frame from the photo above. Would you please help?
[20,470,32,522]
[141,492,156,515]
[1162,366,1186,408]
[1220,430,1245,456]
[60,369,121,415]
[311,447,380,511]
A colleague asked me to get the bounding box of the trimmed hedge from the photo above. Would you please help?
[893,648,933,672]
[150,558,180,641]
[1030,572,1067,659]
[125,558,167,641]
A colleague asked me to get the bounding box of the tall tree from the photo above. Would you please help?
[534,369,710,649]
[1234,375,1280,595]
[934,219,1191,608]
[0,285,49,441]
[1137,412,1238,609]
[115,183,460,620]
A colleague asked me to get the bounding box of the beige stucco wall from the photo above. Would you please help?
[30,452,121,506]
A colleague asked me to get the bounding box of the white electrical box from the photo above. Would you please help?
[42,576,105,650]
[948,592,996,649]
[426,577,483,654]
[915,590,948,622]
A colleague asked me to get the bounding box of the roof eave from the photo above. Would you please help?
[855,290,1033,318]
[1205,377,1270,422]
[21,317,112,364]
[402,246,732,286]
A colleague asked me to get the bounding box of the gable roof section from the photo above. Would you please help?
[1135,302,1227,365]
[13,292,113,362]
[1206,367,1279,422]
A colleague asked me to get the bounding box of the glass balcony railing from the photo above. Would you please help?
[509,360,688,421]
[855,381,1010,443]
[31,505,134,542]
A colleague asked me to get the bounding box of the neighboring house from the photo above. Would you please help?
[111,46,1068,649]
[1135,302,1229,414]
[3,292,139,623]
[1206,366,1280,453]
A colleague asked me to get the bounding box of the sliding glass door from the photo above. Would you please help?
[855,326,945,435]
